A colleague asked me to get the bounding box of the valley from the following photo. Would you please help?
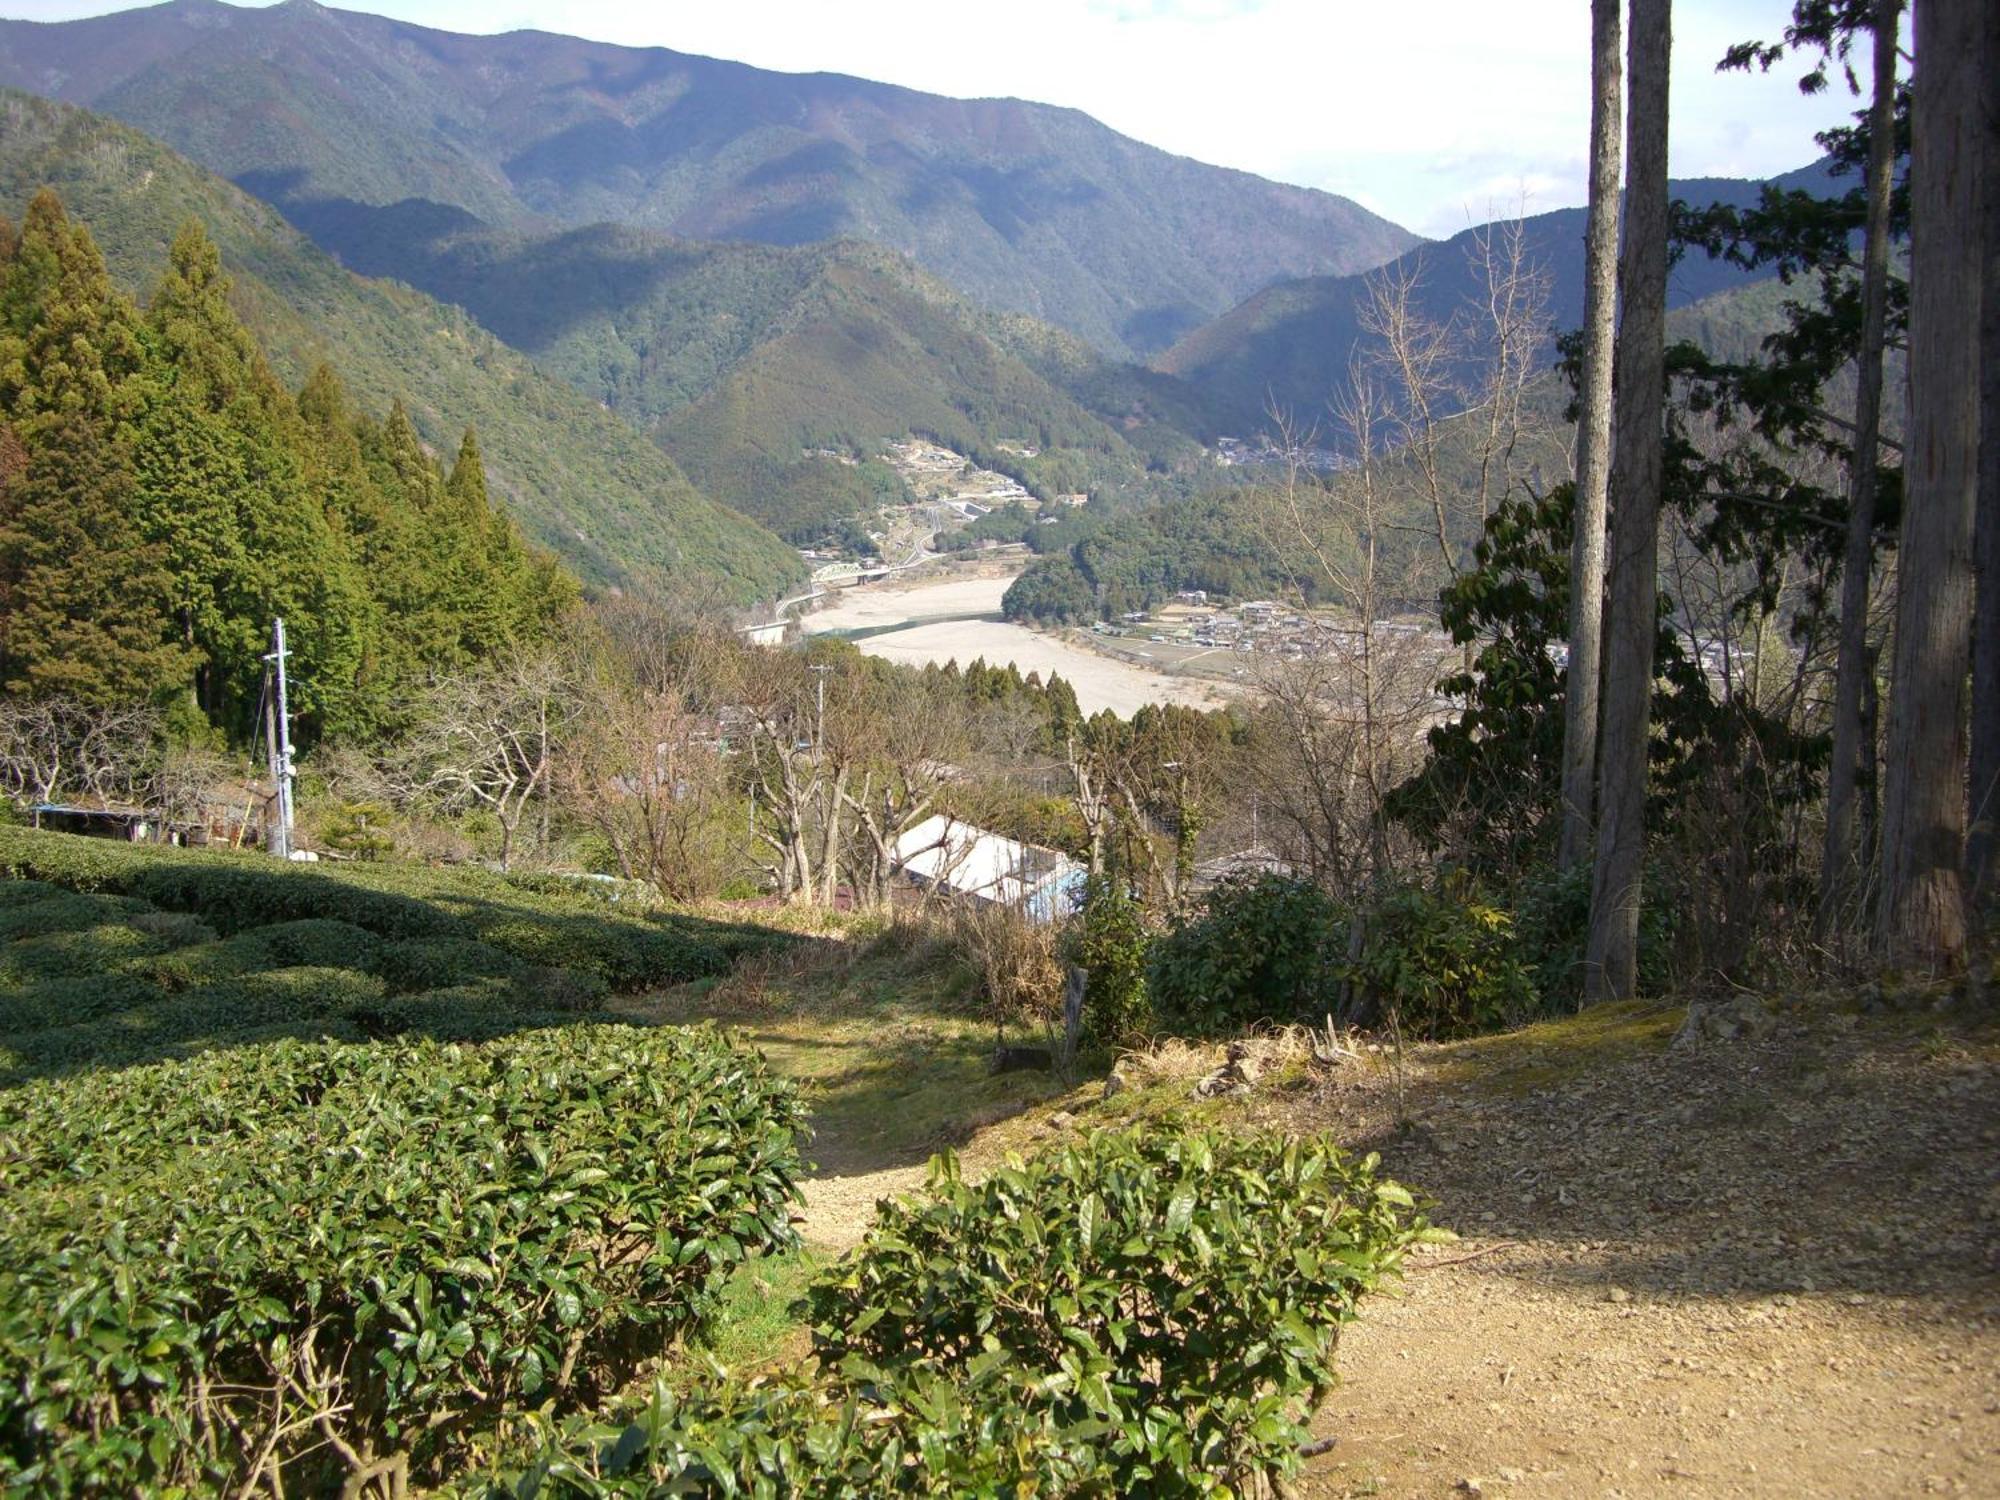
[0,2,1983,1497]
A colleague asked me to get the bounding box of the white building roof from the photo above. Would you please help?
[891,815,1081,908]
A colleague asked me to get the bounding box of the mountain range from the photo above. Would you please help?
[0,0,1419,359]
[0,88,804,601]
[267,207,1221,541]
[0,0,1838,609]
[1157,161,1844,434]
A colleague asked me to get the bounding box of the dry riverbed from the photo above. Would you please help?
[802,570,1236,717]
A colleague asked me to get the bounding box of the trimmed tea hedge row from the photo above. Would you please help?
[480,1125,1431,1498]
[0,890,592,1083]
[0,1024,807,1496]
[0,828,777,990]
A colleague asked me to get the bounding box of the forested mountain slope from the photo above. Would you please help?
[1159,161,1843,433]
[292,210,1223,540]
[0,90,803,601]
[0,0,1419,359]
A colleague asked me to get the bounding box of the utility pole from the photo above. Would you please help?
[262,618,295,859]
[809,663,831,761]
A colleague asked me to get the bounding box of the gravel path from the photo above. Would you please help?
[1282,1004,2000,1497]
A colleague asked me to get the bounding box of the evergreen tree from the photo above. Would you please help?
[137,221,367,738]
[443,425,578,651]
[0,191,186,702]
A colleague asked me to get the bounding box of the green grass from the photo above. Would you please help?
[637,926,1074,1175]
[692,1246,824,1374]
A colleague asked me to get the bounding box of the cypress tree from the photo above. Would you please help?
[0,191,186,702]
[137,220,368,738]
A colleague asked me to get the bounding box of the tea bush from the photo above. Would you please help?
[467,1122,1428,1499]
[467,1363,1117,1499]
[1148,874,1346,1033]
[0,1025,808,1496]
[376,934,524,993]
[0,828,769,990]
[808,1124,1430,1495]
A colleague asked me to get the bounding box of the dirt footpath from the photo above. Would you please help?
[750,966,2000,1498]
[1283,1003,2000,1498]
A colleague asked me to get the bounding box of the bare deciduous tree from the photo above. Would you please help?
[562,671,732,900]
[0,696,159,809]
[391,653,577,871]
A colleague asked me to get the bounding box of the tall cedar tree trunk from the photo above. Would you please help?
[1818,0,1904,940]
[1877,0,1981,967]
[1584,0,1671,1001]
[1557,0,1623,871]
[1968,0,2000,906]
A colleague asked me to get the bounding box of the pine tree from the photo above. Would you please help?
[443,424,578,651]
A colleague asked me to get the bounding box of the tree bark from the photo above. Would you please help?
[1817,0,1903,942]
[1584,0,1671,1002]
[1967,0,2000,907]
[1878,0,1981,969]
[1557,0,1623,872]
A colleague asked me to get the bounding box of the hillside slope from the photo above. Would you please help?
[0,89,802,602]
[294,208,1222,539]
[1159,163,1843,434]
[0,0,1419,358]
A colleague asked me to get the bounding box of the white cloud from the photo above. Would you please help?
[0,0,1860,235]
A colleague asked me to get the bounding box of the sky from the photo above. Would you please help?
[0,0,1862,237]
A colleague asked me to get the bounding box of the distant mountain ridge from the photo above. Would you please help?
[1158,161,1844,434]
[0,88,804,602]
[274,204,1225,540]
[0,0,1421,358]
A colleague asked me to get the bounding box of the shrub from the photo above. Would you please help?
[1510,861,1671,1005]
[0,1024,807,1495]
[466,1363,1114,1499]
[807,1124,1430,1495]
[0,972,164,1036]
[0,921,165,983]
[514,964,612,1013]
[124,909,217,947]
[0,890,147,942]
[376,935,523,994]
[467,1123,1429,1499]
[1148,874,1345,1033]
[0,878,57,910]
[1349,881,1538,1038]
[1067,877,1150,1047]
[0,966,390,1081]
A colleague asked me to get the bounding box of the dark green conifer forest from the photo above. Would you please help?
[0,192,576,748]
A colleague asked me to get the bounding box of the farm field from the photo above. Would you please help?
[0,831,1428,1496]
[3,830,1994,1498]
